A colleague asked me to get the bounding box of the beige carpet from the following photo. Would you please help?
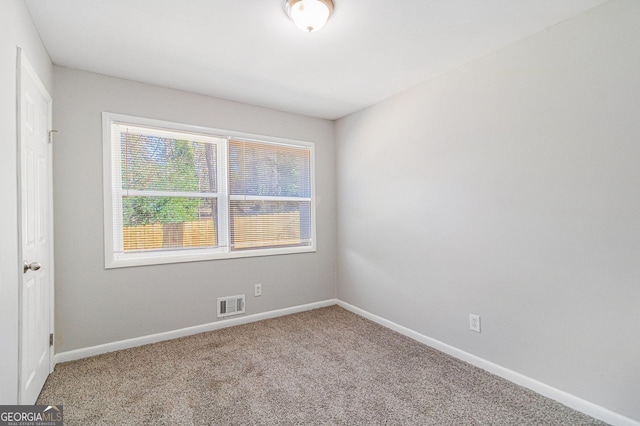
[38,306,605,425]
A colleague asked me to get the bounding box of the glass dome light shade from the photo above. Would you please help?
[286,0,334,33]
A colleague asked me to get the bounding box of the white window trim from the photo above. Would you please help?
[102,112,316,269]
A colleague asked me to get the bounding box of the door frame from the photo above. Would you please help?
[16,47,55,404]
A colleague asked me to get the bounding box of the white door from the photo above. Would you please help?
[18,50,54,405]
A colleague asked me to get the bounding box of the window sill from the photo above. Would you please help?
[105,245,317,269]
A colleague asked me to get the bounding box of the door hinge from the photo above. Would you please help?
[48,129,58,144]
[49,333,54,347]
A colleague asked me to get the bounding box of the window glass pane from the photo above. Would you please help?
[229,140,310,197]
[230,200,311,250]
[120,197,218,251]
[121,130,217,193]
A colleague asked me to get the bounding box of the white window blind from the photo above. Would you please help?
[229,139,312,250]
[110,123,227,255]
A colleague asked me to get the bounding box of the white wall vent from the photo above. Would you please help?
[217,295,245,318]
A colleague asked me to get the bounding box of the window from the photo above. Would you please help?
[103,113,315,268]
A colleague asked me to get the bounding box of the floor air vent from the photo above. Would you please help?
[217,295,245,318]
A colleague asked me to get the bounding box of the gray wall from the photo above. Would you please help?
[52,67,336,353]
[0,0,52,404]
[336,0,640,421]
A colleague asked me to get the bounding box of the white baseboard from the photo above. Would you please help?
[337,300,638,426]
[54,299,338,364]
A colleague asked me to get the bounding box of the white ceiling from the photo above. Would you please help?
[25,0,607,120]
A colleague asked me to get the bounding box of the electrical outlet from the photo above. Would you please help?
[254,283,262,297]
[469,314,481,333]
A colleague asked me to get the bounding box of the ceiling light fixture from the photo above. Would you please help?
[285,0,334,33]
